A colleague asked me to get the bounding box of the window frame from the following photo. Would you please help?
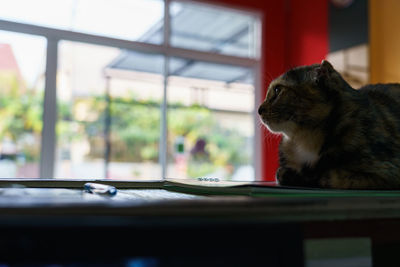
[0,0,262,180]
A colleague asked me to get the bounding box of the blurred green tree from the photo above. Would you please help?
[0,72,250,178]
[0,73,42,161]
[87,97,251,178]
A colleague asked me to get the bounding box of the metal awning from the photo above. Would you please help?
[105,4,255,84]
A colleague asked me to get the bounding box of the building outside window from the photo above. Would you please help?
[0,0,261,181]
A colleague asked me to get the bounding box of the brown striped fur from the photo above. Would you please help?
[258,60,400,189]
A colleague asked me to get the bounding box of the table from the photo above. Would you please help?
[0,179,400,266]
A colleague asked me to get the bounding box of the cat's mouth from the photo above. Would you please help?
[259,114,269,127]
[258,104,276,132]
[259,113,280,133]
[261,118,279,133]
[259,112,294,137]
[258,103,292,135]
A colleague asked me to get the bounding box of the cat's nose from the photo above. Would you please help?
[258,105,265,115]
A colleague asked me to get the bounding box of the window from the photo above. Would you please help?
[0,0,261,180]
[0,30,46,178]
[166,58,255,180]
[57,41,165,179]
[0,0,164,43]
[170,1,259,58]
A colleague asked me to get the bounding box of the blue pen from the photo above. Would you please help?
[84,183,117,196]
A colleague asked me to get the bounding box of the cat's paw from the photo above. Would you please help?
[276,167,291,185]
[276,167,305,186]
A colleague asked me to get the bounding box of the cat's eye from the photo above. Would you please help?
[274,86,281,95]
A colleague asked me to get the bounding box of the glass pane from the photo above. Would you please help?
[167,58,254,181]
[0,0,164,44]
[56,41,164,180]
[170,1,259,58]
[0,31,46,178]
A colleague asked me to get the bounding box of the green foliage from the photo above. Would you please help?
[167,106,249,177]
[0,73,43,161]
[0,72,250,177]
[187,161,216,178]
[109,100,161,162]
[78,96,250,177]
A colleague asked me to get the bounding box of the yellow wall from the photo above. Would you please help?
[370,0,400,83]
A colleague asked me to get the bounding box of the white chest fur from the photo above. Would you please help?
[293,144,319,167]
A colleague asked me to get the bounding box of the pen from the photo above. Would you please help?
[84,183,117,196]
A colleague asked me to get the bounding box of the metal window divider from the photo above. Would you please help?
[40,37,58,178]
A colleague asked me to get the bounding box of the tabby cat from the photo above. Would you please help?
[258,60,400,189]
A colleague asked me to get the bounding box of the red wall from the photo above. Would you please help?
[287,0,329,67]
[197,0,329,181]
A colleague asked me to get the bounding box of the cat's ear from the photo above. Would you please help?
[314,60,334,83]
[320,60,334,73]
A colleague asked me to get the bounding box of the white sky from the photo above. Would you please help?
[0,0,164,86]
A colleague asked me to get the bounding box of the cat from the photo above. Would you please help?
[258,60,400,189]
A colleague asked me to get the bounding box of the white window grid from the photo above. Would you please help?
[0,0,262,180]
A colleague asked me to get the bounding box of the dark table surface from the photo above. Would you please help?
[0,179,399,266]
